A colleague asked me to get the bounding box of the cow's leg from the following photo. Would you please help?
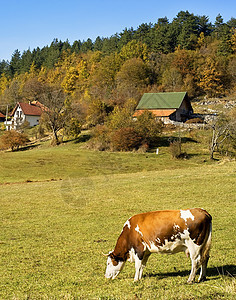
[134,251,150,281]
[187,257,199,284]
[198,255,209,282]
[134,255,142,281]
[186,240,201,284]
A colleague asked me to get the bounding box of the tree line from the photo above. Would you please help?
[0,11,235,129]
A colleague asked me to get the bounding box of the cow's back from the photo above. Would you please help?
[128,208,211,248]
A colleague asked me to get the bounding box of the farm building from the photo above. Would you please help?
[133,92,193,123]
[5,101,45,130]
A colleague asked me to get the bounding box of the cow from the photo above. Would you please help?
[104,208,212,283]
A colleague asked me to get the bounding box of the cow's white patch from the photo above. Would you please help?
[124,220,131,229]
[145,228,194,254]
[146,238,186,254]
[105,256,125,279]
[135,225,143,236]
[128,248,136,263]
[180,210,194,222]
[173,223,180,231]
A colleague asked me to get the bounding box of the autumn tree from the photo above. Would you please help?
[198,57,224,97]
[0,130,29,151]
[162,67,183,91]
[119,40,148,62]
[22,77,44,102]
[115,58,151,102]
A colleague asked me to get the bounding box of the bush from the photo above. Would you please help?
[110,127,142,151]
[169,140,182,159]
[64,118,81,139]
[169,140,188,159]
[134,111,162,146]
[87,125,111,151]
[0,130,29,151]
[89,106,162,152]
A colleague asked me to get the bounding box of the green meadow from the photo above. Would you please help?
[0,139,235,299]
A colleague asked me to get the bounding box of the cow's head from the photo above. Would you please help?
[104,251,125,279]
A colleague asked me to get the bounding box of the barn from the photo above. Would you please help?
[134,92,193,123]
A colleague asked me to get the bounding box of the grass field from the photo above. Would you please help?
[0,138,235,299]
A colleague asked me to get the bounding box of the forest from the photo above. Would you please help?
[0,11,236,129]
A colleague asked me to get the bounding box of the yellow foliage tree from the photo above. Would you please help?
[231,28,236,53]
[198,57,224,97]
[0,73,9,95]
[119,40,149,62]
[62,59,89,95]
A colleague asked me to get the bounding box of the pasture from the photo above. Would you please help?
[0,140,235,299]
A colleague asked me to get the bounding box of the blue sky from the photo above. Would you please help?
[0,0,235,61]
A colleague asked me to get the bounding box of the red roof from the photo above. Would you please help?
[11,102,43,116]
[133,109,176,117]
[0,112,5,118]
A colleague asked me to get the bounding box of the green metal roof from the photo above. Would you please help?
[136,92,187,109]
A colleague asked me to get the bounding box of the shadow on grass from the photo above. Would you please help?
[145,264,236,280]
[16,143,40,152]
[61,134,91,145]
[158,136,198,147]
[74,134,91,143]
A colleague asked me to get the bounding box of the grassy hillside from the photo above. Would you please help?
[0,129,213,184]
[0,140,235,299]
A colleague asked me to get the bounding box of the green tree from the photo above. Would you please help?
[94,36,104,51]
[151,17,172,53]
[81,38,93,53]
[118,27,134,50]
[173,11,199,49]
[9,50,21,76]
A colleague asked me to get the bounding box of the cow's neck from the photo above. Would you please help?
[113,230,130,261]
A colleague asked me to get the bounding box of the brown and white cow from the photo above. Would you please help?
[105,208,212,283]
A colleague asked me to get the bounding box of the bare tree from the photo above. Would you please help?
[39,84,71,145]
[209,113,234,160]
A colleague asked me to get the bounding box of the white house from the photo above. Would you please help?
[5,101,43,130]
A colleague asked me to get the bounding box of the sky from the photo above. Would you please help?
[0,0,235,61]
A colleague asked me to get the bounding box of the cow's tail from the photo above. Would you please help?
[201,218,212,264]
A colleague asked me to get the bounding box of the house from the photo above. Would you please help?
[5,101,44,130]
[133,92,193,123]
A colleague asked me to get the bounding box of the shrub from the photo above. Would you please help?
[169,140,182,159]
[64,118,81,139]
[0,130,29,151]
[89,105,163,152]
[110,127,142,151]
[87,125,111,151]
[169,140,188,159]
[134,111,162,146]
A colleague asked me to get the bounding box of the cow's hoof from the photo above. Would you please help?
[198,276,207,283]
[187,280,194,284]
